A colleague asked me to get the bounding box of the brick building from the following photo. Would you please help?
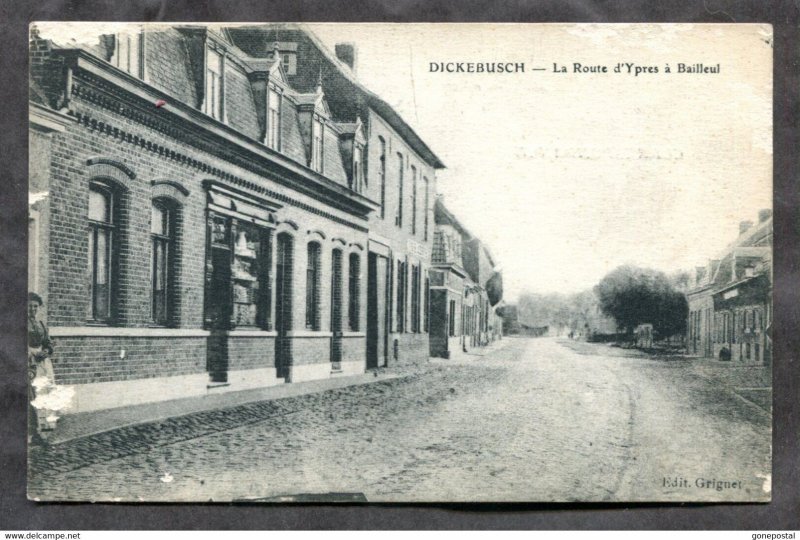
[28,24,440,412]
[686,210,773,364]
[230,25,446,368]
[429,198,503,359]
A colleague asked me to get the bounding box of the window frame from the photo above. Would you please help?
[204,46,225,121]
[378,137,387,219]
[112,31,143,79]
[306,242,322,330]
[352,143,365,193]
[311,115,325,173]
[266,84,283,151]
[150,199,174,326]
[395,153,404,228]
[423,176,430,241]
[348,253,361,331]
[88,182,116,323]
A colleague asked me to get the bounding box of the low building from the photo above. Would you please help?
[686,210,772,363]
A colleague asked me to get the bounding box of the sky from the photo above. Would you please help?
[307,23,772,301]
[36,22,773,302]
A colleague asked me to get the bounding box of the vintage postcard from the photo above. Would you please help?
[27,22,772,502]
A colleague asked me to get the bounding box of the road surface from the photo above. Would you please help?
[29,337,771,502]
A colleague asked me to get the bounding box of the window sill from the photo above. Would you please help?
[50,327,211,338]
[285,330,333,338]
[227,329,278,337]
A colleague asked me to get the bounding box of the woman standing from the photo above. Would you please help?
[28,292,55,441]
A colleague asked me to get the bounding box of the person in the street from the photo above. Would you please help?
[28,291,55,443]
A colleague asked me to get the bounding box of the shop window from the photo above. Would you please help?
[88,182,115,322]
[348,253,360,331]
[151,199,175,325]
[306,242,321,330]
[204,208,271,330]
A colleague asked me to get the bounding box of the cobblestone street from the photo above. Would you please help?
[28,337,771,502]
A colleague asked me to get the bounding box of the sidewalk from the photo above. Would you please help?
[45,367,403,446]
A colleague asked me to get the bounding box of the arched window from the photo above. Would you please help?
[306,242,321,330]
[151,199,175,325]
[88,182,115,322]
[348,253,360,331]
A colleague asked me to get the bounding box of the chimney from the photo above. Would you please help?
[739,220,754,235]
[335,42,357,73]
[758,208,773,223]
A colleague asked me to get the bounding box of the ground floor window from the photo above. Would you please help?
[88,182,115,322]
[448,299,456,337]
[348,253,360,331]
[205,212,271,329]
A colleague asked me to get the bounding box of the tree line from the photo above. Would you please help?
[518,265,688,341]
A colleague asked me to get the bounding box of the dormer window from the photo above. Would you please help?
[112,31,143,78]
[281,52,297,75]
[311,115,324,173]
[352,144,365,193]
[266,86,282,150]
[204,47,224,121]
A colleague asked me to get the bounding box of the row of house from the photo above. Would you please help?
[685,210,773,364]
[28,23,503,413]
[428,198,504,359]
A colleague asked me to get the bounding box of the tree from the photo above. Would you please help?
[594,265,688,338]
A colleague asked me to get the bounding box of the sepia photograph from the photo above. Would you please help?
[26,22,772,503]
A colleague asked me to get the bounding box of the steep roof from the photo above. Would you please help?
[226,24,445,169]
[434,197,474,240]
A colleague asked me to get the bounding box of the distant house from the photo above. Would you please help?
[428,198,503,358]
[686,210,772,363]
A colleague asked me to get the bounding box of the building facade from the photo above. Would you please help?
[29,25,449,412]
[686,210,773,364]
[429,199,503,359]
[232,25,446,368]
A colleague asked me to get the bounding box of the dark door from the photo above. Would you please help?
[367,253,378,369]
[367,253,388,369]
[275,233,293,379]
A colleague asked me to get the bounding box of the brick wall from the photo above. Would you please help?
[291,337,331,366]
[52,336,206,385]
[30,27,381,397]
[226,335,277,371]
